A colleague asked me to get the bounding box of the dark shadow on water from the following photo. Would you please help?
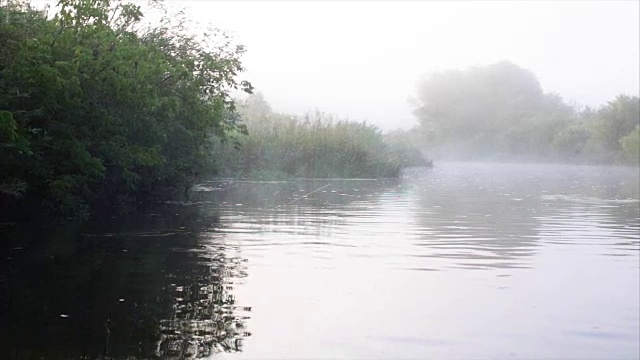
[1,178,406,360]
[0,204,249,359]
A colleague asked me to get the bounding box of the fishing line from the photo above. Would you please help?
[287,184,331,204]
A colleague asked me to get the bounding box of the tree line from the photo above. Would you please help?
[411,61,639,164]
[1,1,636,220]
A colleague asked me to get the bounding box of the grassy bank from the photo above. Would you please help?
[213,95,430,180]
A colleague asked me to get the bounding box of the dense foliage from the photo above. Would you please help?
[212,93,429,180]
[0,0,252,217]
[412,61,640,164]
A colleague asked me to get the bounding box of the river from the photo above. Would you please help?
[1,162,639,359]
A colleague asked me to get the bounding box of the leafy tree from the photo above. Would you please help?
[411,61,638,165]
[0,0,252,217]
[620,125,640,164]
[551,121,592,160]
[413,61,550,143]
[587,95,640,163]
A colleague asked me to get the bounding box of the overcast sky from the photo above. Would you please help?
[168,1,639,130]
[37,0,638,130]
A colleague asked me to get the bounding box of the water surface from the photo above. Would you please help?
[1,163,639,359]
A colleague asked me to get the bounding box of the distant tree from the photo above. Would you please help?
[587,95,640,162]
[551,121,592,160]
[238,92,273,120]
[620,125,640,164]
[384,128,431,168]
[413,61,553,144]
[409,61,640,164]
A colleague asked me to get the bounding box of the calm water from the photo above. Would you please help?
[1,163,639,359]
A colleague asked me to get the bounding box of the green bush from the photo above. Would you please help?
[0,0,251,217]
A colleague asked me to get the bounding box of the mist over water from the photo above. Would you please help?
[2,163,638,359]
[2,1,639,359]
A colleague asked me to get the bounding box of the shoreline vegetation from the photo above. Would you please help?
[411,61,639,165]
[0,0,429,221]
[1,0,254,219]
[211,93,432,181]
[1,0,638,221]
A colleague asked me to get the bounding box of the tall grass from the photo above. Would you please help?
[213,96,429,179]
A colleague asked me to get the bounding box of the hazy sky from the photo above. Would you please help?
[165,0,637,130]
[35,0,639,130]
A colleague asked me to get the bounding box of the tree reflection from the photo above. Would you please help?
[154,247,250,358]
[0,203,250,359]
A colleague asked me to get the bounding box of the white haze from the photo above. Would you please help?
[170,0,637,131]
[34,0,639,131]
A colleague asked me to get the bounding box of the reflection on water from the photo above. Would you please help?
[1,163,639,359]
[410,171,541,271]
[0,206,250,359]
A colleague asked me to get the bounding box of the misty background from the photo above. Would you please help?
[1,1,639,358]
[173,0,639,131]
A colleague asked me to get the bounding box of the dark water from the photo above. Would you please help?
[1,163,639,359]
